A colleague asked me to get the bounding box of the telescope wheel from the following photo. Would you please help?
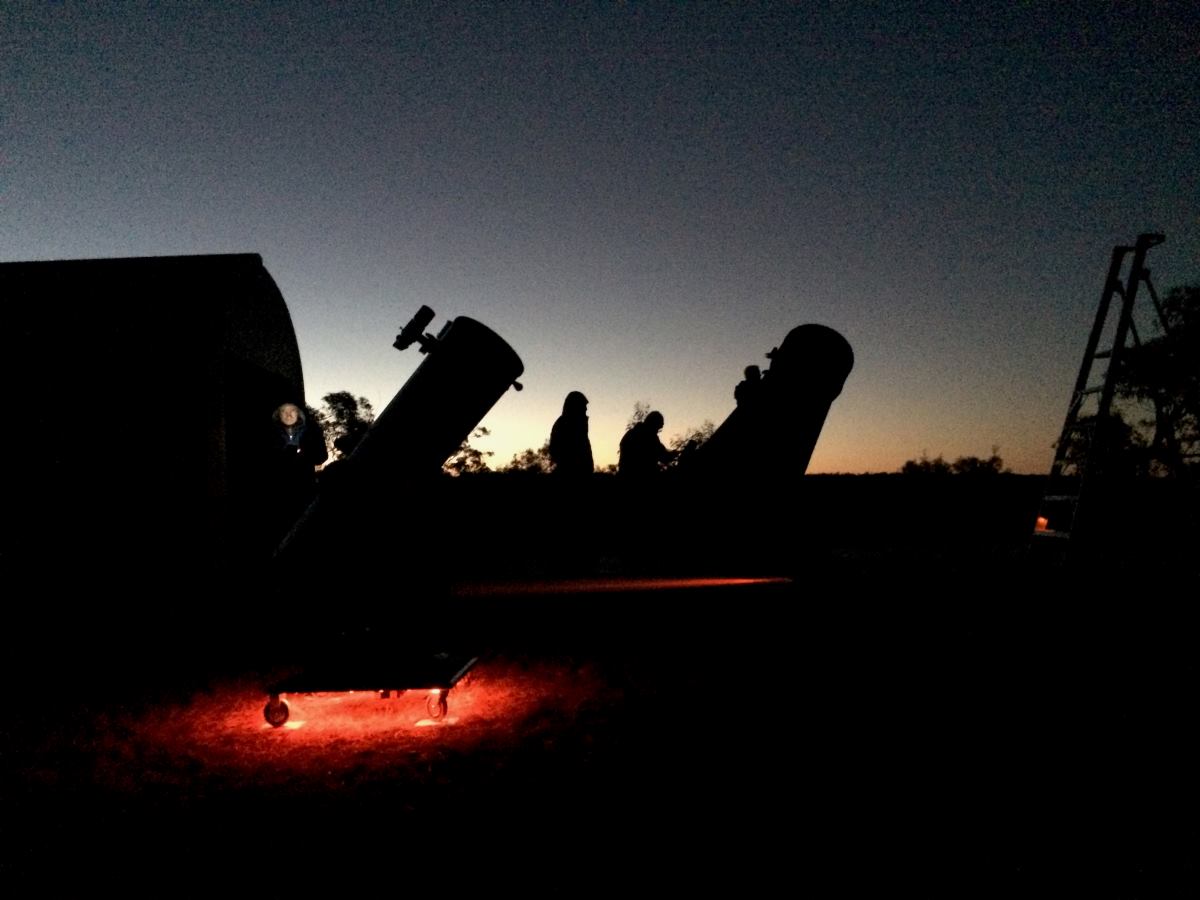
[264,695,290,727]
[426,692,448,719]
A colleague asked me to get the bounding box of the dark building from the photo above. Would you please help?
[1,253,306,582]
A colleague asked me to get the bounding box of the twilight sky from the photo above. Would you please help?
[3,2,1197,472]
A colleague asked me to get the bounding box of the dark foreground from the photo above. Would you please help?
[2,552,1195,894]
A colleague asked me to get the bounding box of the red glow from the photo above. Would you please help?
[73,660,610,793]
[1035,516,1049,532]
[454,575,791,596]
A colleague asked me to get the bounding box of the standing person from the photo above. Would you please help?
[549,390,594,477]
[267,402,327,539]
[547,391,595,572]
[618,410,674,479]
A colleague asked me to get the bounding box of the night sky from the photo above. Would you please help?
[4,2,1197,472]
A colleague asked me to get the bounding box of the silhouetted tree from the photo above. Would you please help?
[668,420,715,467]
[1056,411,1150,479]
[901,452,953,476]
[669,421,715,453]
[627,401,651,428]
[951,447,1006,477]
[902,449,1009,476]
[316,391,375,459]
[504,441,552,474]
[443,427,493,476]
[1114,283,1199,475]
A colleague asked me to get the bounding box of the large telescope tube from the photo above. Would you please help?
[276,307,523,566]
[695,323,854,480]
[349,308,524,482]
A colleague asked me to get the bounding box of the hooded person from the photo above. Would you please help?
[267,402,328,531]
[549,391,594,478]
[273,402,328,468]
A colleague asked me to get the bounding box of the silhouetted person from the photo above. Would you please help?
[618,410,673,478]
[267,402,327,540]
[549,390,594,477]
[734,365,762,407]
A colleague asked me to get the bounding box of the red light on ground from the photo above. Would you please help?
[1035,516,1049,532]
[59,659,606,801]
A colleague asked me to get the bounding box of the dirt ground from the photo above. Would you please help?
[2,564,1195,892]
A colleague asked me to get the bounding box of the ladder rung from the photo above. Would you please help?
[1042,495,1079,503]
[1093,349,1113,359]
[1081,386,1103,396]
[1031,529,1071,541]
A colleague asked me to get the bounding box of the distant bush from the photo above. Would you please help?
[901,448,1007,476]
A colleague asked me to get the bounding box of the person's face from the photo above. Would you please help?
[280,405,300,426]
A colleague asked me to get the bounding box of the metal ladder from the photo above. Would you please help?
[1033,232,1169,548]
